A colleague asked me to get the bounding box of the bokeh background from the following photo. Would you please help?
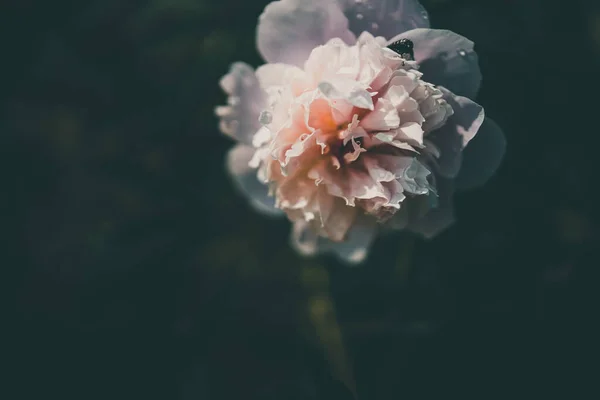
[4,0,599,399]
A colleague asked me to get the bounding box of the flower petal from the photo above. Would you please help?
[360,98,400,131]
[327,215,378,264]
[257,0,356,67]
[290,214,378,264]
[318,77,374,110]
[215,63,265,145]
[408,178,455,238]
[226,144,283,216]
[290,220,320,256]
[427,87,485,178]
[393,29,482,99]
[255,63,306,89]
[338,0,430,41]
[455,117,506,190]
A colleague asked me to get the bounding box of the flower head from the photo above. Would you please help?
[216,0,505,264]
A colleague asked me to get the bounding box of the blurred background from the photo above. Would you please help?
[3,0,599,398]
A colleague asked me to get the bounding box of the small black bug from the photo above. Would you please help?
[387,38,414,61]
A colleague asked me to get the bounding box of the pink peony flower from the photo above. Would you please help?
[216,0,505,264]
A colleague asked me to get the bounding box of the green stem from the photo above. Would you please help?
[302,264,358,399]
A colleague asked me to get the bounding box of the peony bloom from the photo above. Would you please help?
[216,0,505,264]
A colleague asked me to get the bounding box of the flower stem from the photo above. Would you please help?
[302,264,358,399]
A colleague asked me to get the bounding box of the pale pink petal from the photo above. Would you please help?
[319,197,358,241]
[304,40,361,83]
[362,155,397,183]
[226,144,282,216]
[215,63,265,145]
[396,122,424,147]
[360,98,400,131]
[364,153,414,181]
[309,165,389,207]
[393,28,482,99]
[257,0,356,67]
[385,85,411,109]
[255,63,309,96]
[289,196,357,248]
[338,0,430,41]
[340,115,369,144]
[307,98,338,132]
[345,168,389,202]
[370,132,417,151]
[277,175,317,210]
[343,138,367,163]
[331,100,356,126]
[388,69,420,94]
[356,33,395,90]
[383,179,407,209]
[318,78,374,110]
[283,133,315,165]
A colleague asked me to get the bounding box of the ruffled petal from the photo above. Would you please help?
[255,63,308,96]
[360,97,400,131]
[426,87,485,178]
[319,196,358,241]
[338,0,430,41]
[257,0,356,67]
[393,29,482,99]
[215,63,265,145]
[455,117,506,190]
[318,77,374,110]
[226,144,283,216]
[304,39,360,83]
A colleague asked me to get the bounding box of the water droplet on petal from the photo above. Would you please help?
[457,49,467,57]
[371,22,379,30]
[356,13,364,20]
[421,10,429,20]
[228,96,240,106]
[259,110,272,125]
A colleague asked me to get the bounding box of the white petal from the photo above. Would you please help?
[393,29,482,99]
[338,0,430,41]
[318,78,374,110]
[215,63,265,145]
[397,122,424,147]
[427,87,485,178]
[361,98,400,131]
[226,144,282,216]
[255,63,307,90]
[257,0,356,66]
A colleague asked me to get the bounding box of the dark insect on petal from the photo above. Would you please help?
[387,38,414,61]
